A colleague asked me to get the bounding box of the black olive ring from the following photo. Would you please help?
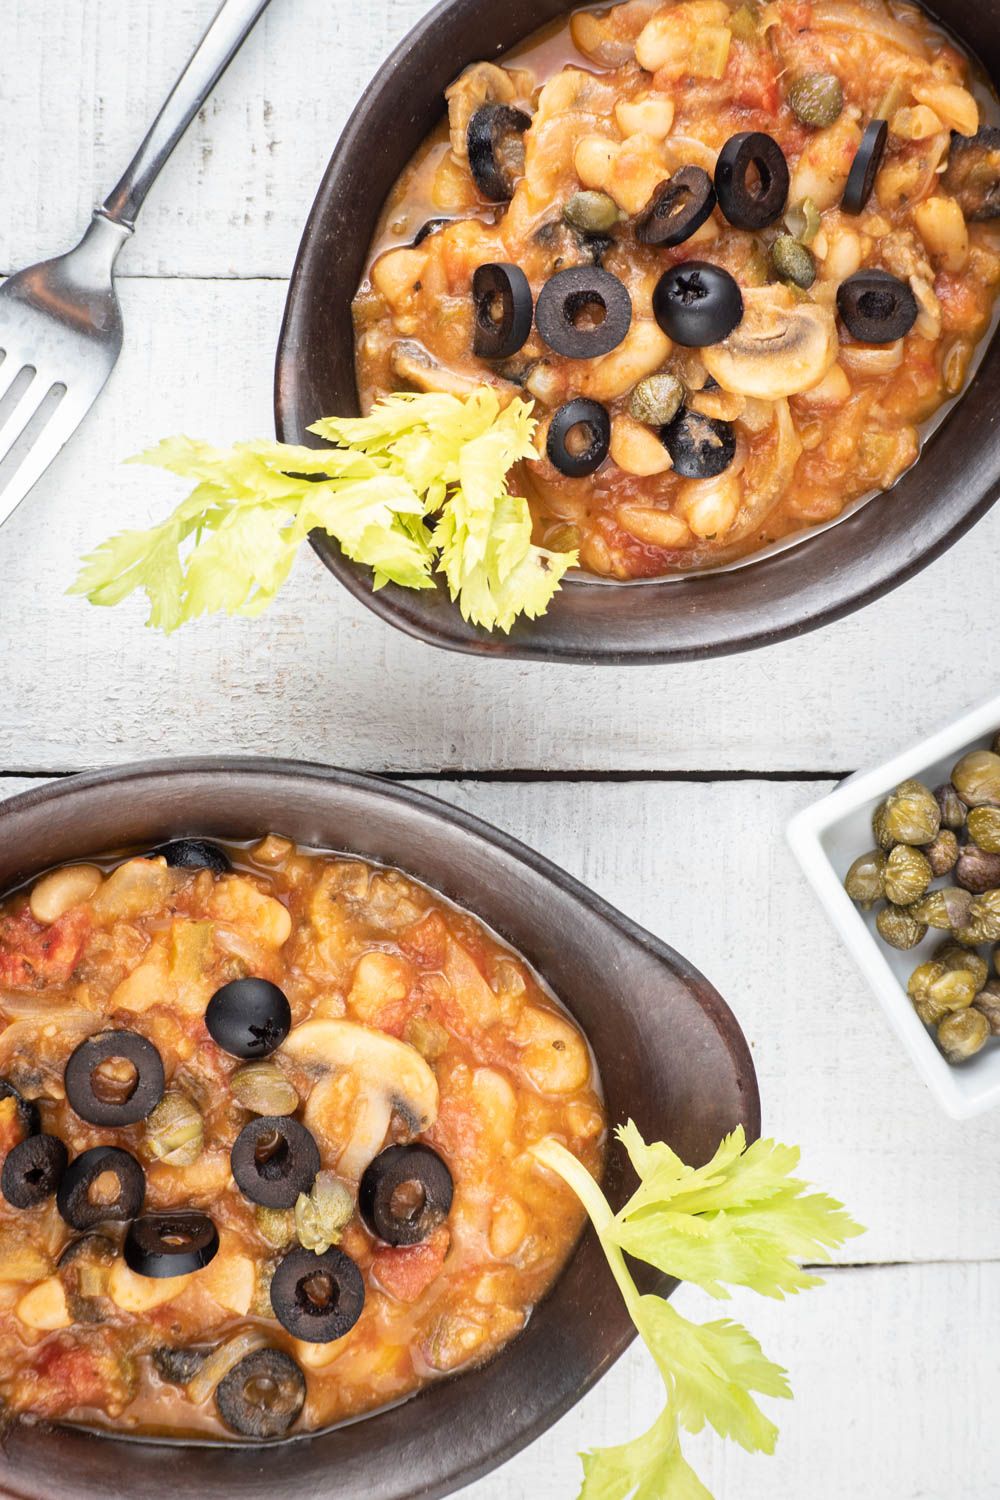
[661,408,737,480]
[467,103,532,202]
[147,838,231,874]
[206,977,292,1059]
[652,261,743,348]
[359,1143,455,1247]
[472,262,534,360]
[56,1145,146,1230]
[842,119,888,216]
[535,266,632,360]
[64,1029,165,1126]
[270,1246,366,1343]
[714,131,790,230]
[124,1212,220,1279]
[546,398,611,479]
[837,269,918,343]
[215,1348,307,1438]
[1,1133,68,1209]
[637,166,717,248]
[230,1115,320,1209]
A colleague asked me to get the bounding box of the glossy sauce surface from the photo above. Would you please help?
[0,839,603,1439]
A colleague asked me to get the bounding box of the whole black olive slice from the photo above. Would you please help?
[836,269,918,343]
[535,266,632,359]
[412,217,453,246]
[215,1347,307,1437]
[842,120,888,215]
[661,408,736,479]
[546,398,611,479]
[359,1143,454,1247]
[153,1345,209,1385]
[230,1116,320,1209]
[942,128,1000,220]
[1,1133,67,1208]
[124,1211,220,1279]
[206,978,291,1059]
[147,839,231,874]
[56,1145,145,1230]
[715,132,789,229]
[637,166,717,247]
[0,1078,41,1142]
[467,104,532,202]
[472,263,534,359]
[64,1030,165,1127]
[270,1246,365,1343]
[652,261,743,347]
[58,1233,117,1322]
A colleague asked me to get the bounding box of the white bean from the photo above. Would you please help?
[29,864,102,925]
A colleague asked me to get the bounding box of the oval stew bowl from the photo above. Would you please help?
[0,759,758,1500]
[275,0,1000,664]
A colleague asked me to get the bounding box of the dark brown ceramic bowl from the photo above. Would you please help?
[274,0,1000,664]
[0,758,757,1500]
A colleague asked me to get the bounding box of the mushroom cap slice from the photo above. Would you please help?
[701,288,838,399]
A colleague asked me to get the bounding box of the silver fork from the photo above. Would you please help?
[0,0,273,531]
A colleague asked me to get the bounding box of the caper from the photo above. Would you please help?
[910,886,974,932]
[876,903,927,950]
[563,190,620,235]
[230,1061,299,1116]
[992,731,1000,756]
[141,1091,203,1167]
[294,1171,354,1254]
[968,806,1000,854]
[844,849,886,907]
[907,962,950,1026]
[251,1260,276,1319]
[785,196,821,245]
[937,1006,990,1063]
[880,780,941,846]
[788,72,844,128]
[771,235,816,289]
[952,750,1000,808]
[934,783,967,831]
[629,373,684,427]
[872,801,895,851]
[255,1205,296,1250]
[906,959,978,1016]
[973,980,1000,1036]
[954,842,1000,895]
[970,890,1000,942]
[933,940,989,992]
[884,844,932,906]
[922,828,959,878]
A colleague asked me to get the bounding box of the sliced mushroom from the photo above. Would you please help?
[942,127,1000,220]
[390,340,519,402]
[444,62,535,160]
[701,289,838,399]
[281,1020,439,1181]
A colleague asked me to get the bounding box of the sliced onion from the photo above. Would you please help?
[0,1012,98,1063]
[810,3,930,57]
[839,339,905,376]
[186,1328,270,1407]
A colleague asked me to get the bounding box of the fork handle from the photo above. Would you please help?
[100,0,273,230]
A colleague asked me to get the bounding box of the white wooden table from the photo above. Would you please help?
[3,3,1000,1496]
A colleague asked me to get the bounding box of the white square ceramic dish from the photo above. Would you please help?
[787,692,1000,1120]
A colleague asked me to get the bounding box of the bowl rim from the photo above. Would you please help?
[0,757,760,1499]
[787,691,1000,1121]
[274,0,1000,665]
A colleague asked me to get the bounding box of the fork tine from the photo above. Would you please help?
[0,370,49,464]
[0,384,98,530]
[0,353,31,408]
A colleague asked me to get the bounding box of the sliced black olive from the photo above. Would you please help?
[842,119,888,215]
[206,978,291,1059]
[0,1078,41,1142]
[637,166,717,247]
[661,408,736,479]
[412,217,453,246]
[58,1233,117,1323]
[1,1134,67,1209]
[472,263,534,360]
[270,1246,365,1343]
[942,127,1000,220]
[56,1145,145,1230]
[64,1030,165,1127]
[837,269,918,343]
[153,1344,209,1385]
[359,1143,454,1247]
[230,1116,320,1209]
[715,132,789,229]
[467,104,532,202]
[652,261,743,348]
[215,1348,307,1438]
[147,839,231,874]
[535,266,632,359]
[546,398,611,479]
[124,1211,219,1279]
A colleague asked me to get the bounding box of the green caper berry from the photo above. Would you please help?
[935,783,966,831]
[231,1061,299,1116]
[937,1006,989,1063]
[884,844,932,906]
[771,235,816,289]
[968,806,1000,853]
[788,72,844,128]
[141,1091,203,1167]
[910,886,974,931]
[970,890,1000,942]
[629,373,684,426]
[876,903,927,950]
[295,1172,354,1254]
[882,780,941,846]
[844,849,886,907]
[952,749,1000,807]
[923,829,959,878]
[933,940,989,992]
[872,801,895,852]
[563,190,620,234]
[255,1206,296,1250]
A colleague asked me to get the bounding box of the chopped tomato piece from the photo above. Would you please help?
[935,272,982,333]
[372,1226,450,1303]
[30,1340,117,1415]
[0,907,90,990]
[399,911,449,970]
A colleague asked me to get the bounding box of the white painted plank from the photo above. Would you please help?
[0,278,996,774]
[1,0,436,279]
[2,772,998,1266]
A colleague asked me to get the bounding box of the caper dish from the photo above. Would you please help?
[0,838,604,1439]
